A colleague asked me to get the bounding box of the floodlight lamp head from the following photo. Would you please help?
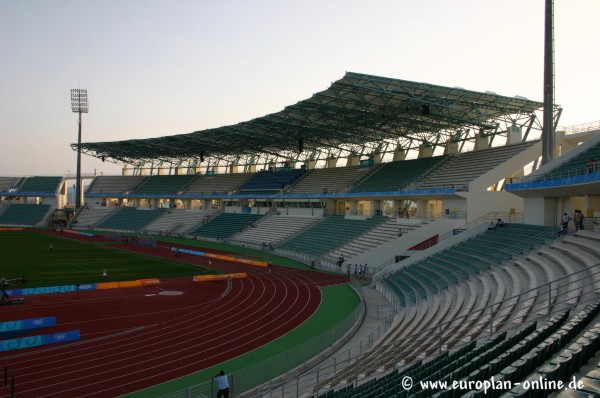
[70,89,89,113]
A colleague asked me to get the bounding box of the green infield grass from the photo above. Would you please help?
[0,230,212,287]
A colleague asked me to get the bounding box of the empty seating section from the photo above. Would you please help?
[315,323,535,397]
[0,204,51,226]
[535,139,600,181]
[330,218,407,260]
[96,207,167,231]
[189,212,264,240]
[277,215,385,257]
[351,156,446,192]
[416,141,536,190]
[133,175,197,195]
[143,209,216,235]
[239,169,306,193]
[233,214,319,245]
[72,207,119,228]
[0,177,20,192]
[384,224,557,305]
[557,328,600,397]
[474,303,600,397]
[318,227,600,397]
[338,224,557,378]
[317,302,600,398]
[184,173,252,195]
[288,165,368,194]
[86,175,146,194]
[16,176,62,193]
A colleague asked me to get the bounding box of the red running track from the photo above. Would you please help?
[0,232,348,398]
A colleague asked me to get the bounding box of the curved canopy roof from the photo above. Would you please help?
[74,72,544,167]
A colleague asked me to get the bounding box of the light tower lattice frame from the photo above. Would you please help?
[70,89,88,209]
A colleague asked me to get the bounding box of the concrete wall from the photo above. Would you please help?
[462,191,524,222]
[523,197,558,226]
[470,141,542,192]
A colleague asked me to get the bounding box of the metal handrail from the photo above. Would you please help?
[152,228,592,398]
[506,125,600,185]
[303,262,600,398]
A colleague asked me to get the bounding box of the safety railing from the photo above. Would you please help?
[152,227,592,398]
[301,261,600,398]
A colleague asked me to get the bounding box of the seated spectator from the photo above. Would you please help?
[496,218,505,227]
[588,158,596,174]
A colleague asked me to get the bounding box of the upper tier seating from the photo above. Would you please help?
[189,212,265,240]
[86,176,146,195]
[0,204,51,226]
[351,156,447,192]
[132,175,197,195]
[278,214,386,257]
[183,173,252,195]
[533,139,600,181]
[16,176,62,193]
[288,165,371,194]
[96,207,167,231]
[0,177,20,192]
[239,169,306,194]
[416,141,536,190]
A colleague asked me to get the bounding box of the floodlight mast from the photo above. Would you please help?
[70,89,88,210]
[541,0,554,164]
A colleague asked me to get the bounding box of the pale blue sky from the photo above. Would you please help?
[1,0,599,176]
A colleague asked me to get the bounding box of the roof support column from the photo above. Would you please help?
[475,133,489,151]
[418,143,434,158]
[444,141,459,155]
[393,148,407,161]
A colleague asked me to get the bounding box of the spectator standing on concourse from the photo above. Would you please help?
[213,370,230,398]
[574,210,585,231]
[562,212,570,231]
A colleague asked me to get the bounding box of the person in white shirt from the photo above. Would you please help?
[213,370,229,398]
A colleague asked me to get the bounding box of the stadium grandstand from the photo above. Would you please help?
[2,72,600,397]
